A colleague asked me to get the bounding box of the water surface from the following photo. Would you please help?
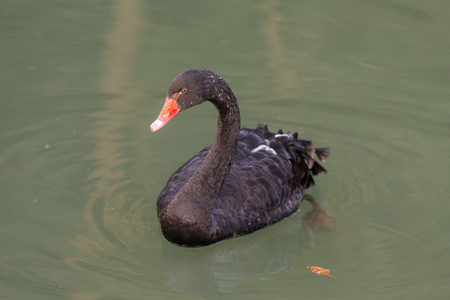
[1,0,450,299]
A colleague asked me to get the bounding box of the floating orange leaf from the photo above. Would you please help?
[307,266,337,279]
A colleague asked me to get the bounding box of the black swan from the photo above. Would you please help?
[150,69,329,247]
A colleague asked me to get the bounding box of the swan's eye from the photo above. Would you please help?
[181,88,188,94]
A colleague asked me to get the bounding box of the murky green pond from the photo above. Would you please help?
[2,1,449,299]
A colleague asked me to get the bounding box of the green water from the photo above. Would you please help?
[1,1,449,299]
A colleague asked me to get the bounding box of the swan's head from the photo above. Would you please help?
[150,69,219,132]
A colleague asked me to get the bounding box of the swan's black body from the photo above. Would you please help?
[152,69,329,247]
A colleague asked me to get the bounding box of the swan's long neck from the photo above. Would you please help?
[161,81,240,244]
[182,81,240,204]
[194,83,241,200]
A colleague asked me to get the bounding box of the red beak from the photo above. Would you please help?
[150,95,180,132]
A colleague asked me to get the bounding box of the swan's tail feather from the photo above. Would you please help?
[254,123,329,190]
[315,147,330,163]
[292,134,329,189]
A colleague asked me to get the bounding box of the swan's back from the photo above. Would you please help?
[157,124,328,242]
